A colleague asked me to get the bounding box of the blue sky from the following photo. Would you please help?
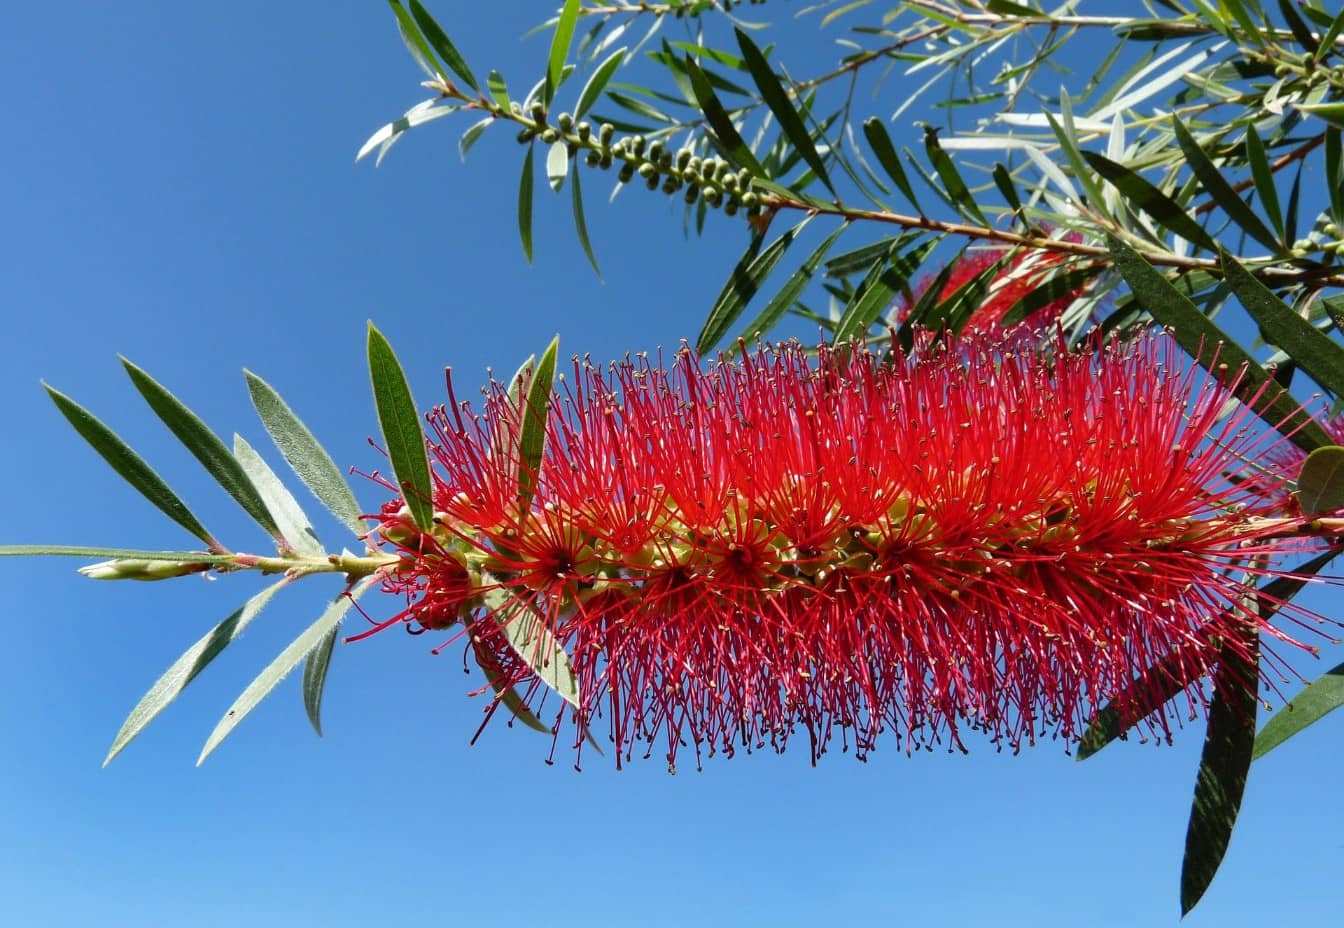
[1,3,1340,926]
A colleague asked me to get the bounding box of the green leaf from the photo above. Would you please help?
[834,234,935,344]
[104,578,288,766]
[986,0,1041,14]
[518,145,535,262]
[1172,119,1282,251]
[735,28,833,195]
[1326,128,1343,224]
[1244,126,1284,242]
[517,336,559,508]
[1106,236,1332,453]
[545,0,582,105]
[232,435,323,557]
[459,116,492,160]
[999,264,1101,325]
[575,47,627,120]
[1254,658,1344,759]
[197,579,374,765]
[121,359,282,543]
[1083,152,1217,252]
[569,160,601,278]
[42,384,218,549]
[1277,0,1319,55]
[301,616,341,737]
[697,218,810,353]
[991,162,1027,224]
[1296,100,1344,130]
[733,223,847,346]
[1077,546,1340,759]
[1181,627,1259,916]
[0,545,231,563]
[479,657,551,734]
[481,582,581,712]
[245,371,366,538]
[408,0,479,91]
[487,70,510,108]
[1223,251,1344,397]
[923,126,989,226]
[862,118,922,212]
[386,0,439,79]
[684,54,765,176]
[1297,445,1344,514]
[367,323,434,532]
[545,140,569,192]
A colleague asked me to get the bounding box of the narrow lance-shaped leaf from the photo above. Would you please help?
[697,217,811,353]
[735,28,833,195]
[545,0,582,105]
[835,234,937,344]
[386,0,439,79]
[575,46,627,120]
[518,145,535,262]
[1075,546,1340,759]
[367,323,434,532]
[1222,250,1344,398]
[1106,236,1332,453]
[1172,119,1281,251]
[570,157,601,278]
[733,223,848,348]
[518,335,559,508]
[1180,624,1259,915]
[198,578,376,765]
[0,545,232,564]
[104,578,289,766]
[1253,658,1344,759]
[42,384,218,549]
[245,370,366,538]
[1084,152,1218,252]
[408,0,480,92]
[922,126,989,226]
[233,435,323,557]
[302,617,341,737]
[684,54,766,176]
[1244,126,1284,242]
[121,359,282,543]
[480,581,581,711]
[1000,265,1102,326]
[862,118,922,213]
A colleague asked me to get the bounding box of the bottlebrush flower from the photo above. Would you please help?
[367,332,1331,770]
[895,241,1087,338]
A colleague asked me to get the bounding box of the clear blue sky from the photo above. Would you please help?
[1,3,1339,926]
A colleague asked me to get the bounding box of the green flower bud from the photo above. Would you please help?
[661,175,683,194]
[599,123,615,145]
[647,140,665,161]
[618,162,637,184]
[638,162,658,179]
[541,128,560,144]
[684,183,700,204]
[577,121,592,142]
[585,150,602,167]
[629,135,646,156]
[676,149,693,171]
[556,112,574,131]
[517,128,536,144]
[530,102,547,124]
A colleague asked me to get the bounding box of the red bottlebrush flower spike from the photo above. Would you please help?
[368,332,1332,770]
[897,242,1086,338]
